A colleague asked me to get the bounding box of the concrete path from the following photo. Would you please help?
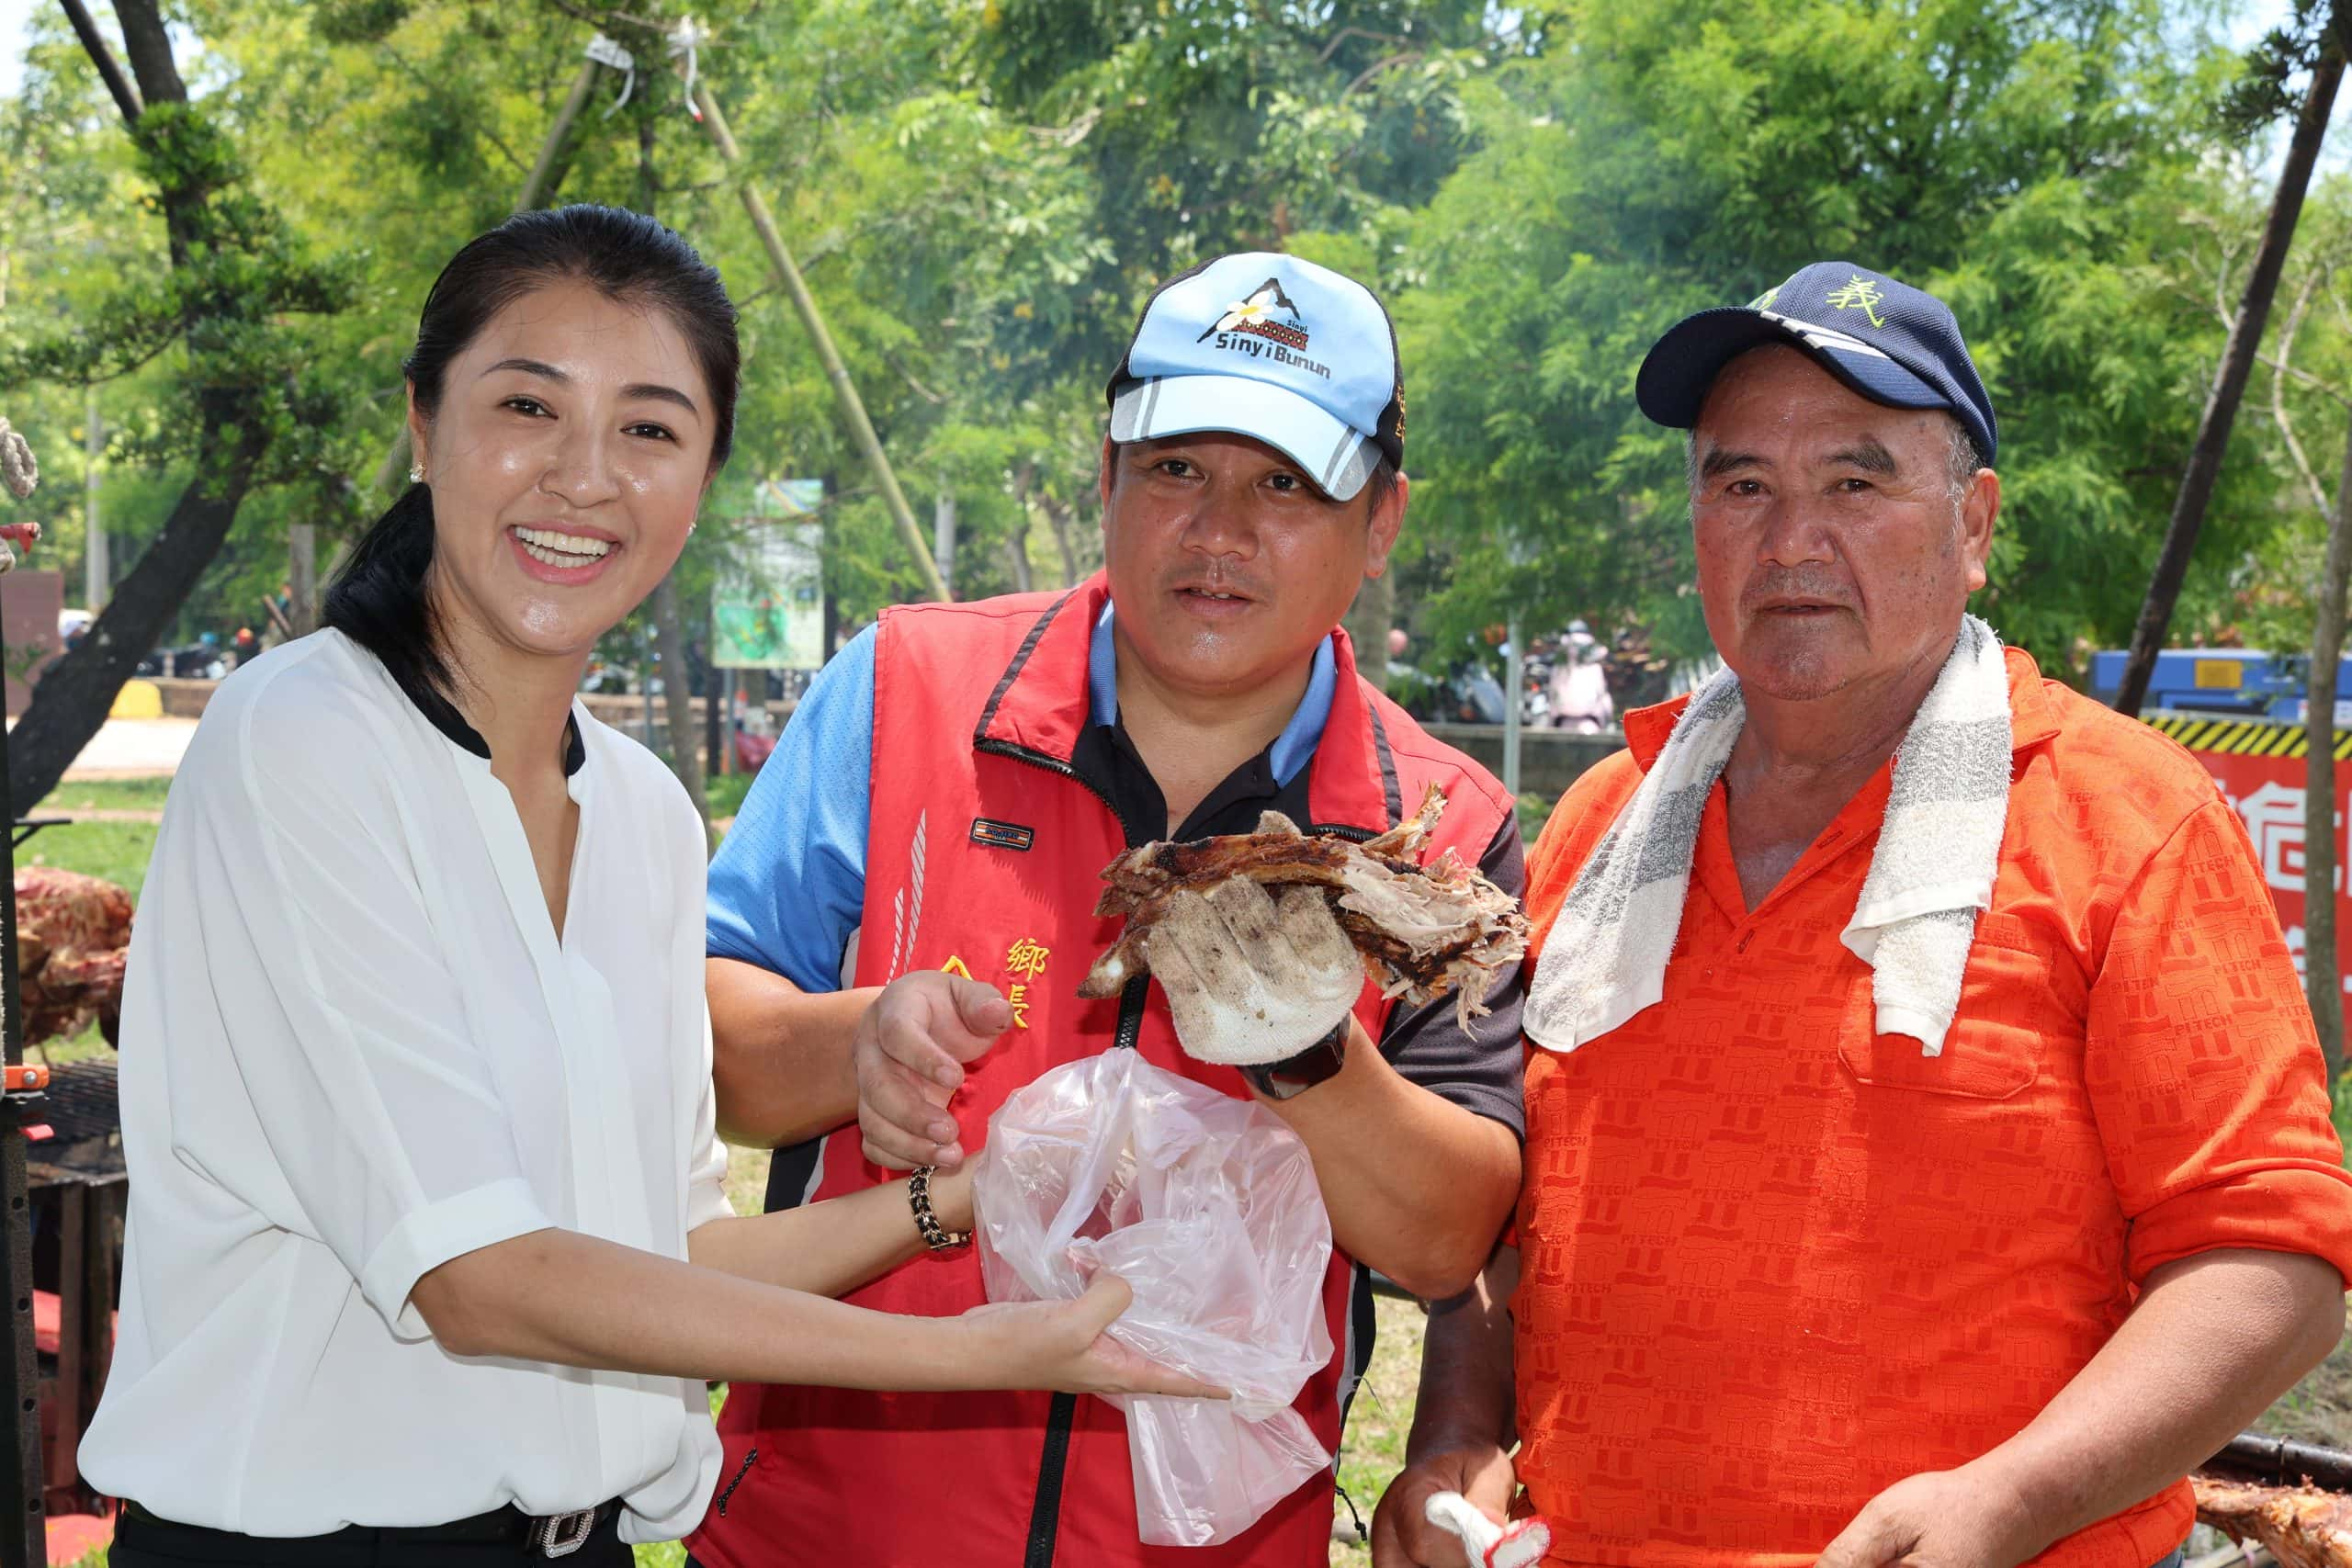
[13,717,201,779]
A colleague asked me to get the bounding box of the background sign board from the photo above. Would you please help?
[2143,712,2352,995]
[714,479,824,671]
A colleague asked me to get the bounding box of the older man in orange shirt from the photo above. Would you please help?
[1374,263,2352,1568]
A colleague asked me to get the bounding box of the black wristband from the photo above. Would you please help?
[908,1166,970,1251]
[1241,1013,1352,1101]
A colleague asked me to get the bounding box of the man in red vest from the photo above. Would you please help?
[690,252,1526,1565]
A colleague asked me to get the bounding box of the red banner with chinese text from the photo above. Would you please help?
[2191,745,2347,993]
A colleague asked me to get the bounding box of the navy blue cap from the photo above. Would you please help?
[1635,262,1997,466]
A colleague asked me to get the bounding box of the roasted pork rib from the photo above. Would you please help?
[1079,784,1529,1029]
[2196,1472,2352,1568]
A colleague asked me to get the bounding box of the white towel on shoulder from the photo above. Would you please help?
[1523,615,2011,1058]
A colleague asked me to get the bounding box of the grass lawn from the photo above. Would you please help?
[21,776,171,908]
[17,820,160,907]
[39,778,175,815]
[705,771,753,824]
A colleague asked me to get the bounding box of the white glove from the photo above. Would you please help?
[1425,1492,1553,1568]
[1146,878,1363,1066]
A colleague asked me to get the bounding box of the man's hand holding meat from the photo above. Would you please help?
[1128,878,1363,1066]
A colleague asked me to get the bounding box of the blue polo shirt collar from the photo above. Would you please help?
[1087,601,1335,787]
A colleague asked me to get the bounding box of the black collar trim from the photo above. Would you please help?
[395,668,586,777]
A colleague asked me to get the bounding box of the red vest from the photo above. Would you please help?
[689,575,1513,1568]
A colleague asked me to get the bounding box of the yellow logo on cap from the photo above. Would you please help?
[1824,276,1887,329]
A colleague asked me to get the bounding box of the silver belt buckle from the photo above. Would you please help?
[532,1507,597,1559]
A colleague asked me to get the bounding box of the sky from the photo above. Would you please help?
[0,0,30,99]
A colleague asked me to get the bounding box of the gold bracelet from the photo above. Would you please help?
[908,1166,970,1252]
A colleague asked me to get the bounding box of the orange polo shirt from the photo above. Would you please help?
[1514,647,2352,1568]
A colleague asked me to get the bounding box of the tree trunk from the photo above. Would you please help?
[84,389,106,611]
[1007,462,1040,592]
[17,0,276,807]
[2115,39,2346,716]
[2308,410,2352,1079]
[58,0,141,122]
[705,593,725,785]
[650,572,707,836]
[638,116,707,841]
[1006,532,1033,592]
[11,407,266,807]
[288,523,317,637]
[1041,492,1082,587]
[820,475,840,657]
[1344,568,1396,691]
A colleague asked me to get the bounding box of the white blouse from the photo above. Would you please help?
[79,630,730,1541]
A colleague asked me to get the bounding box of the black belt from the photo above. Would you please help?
[119,1499,618,1562]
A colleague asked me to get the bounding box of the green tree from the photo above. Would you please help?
[2115,0,2351,714]
[1394,0,2272,682]
[4,0,354,808]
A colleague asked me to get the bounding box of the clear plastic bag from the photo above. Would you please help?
[973,1049,1336,1547]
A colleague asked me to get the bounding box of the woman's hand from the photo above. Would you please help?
[961,1273,1228,1400]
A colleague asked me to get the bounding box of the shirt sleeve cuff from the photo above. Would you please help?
[359,1177,555,1340]
[2127,1162,2352,1286]
[1423,1078,1529,1142]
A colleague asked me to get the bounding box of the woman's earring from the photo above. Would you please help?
[409,462,425,484]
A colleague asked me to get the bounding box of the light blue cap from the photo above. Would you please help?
[1105,252,1404,502]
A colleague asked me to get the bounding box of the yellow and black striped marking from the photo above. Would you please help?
[2141,714,2352,760]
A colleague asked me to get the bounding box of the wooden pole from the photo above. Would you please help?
[2307,407,2352,1078]
[0,424,39,1568]
[518,55,604,213]
[694,84,949,603]
[934,487,956,598]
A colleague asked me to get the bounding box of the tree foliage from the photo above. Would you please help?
[0,0,2339,767]
[1395,0,2279,679]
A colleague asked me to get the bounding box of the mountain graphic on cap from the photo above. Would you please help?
[1197,277,1302,343]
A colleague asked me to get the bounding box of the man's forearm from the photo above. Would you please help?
[707,956,877,1146]
[1409,1244,1521,1463]
[1261,1021,1521,1299]
[1975,1248,2345,1553]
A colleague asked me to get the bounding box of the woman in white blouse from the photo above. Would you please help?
[79,207,1208,1566]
